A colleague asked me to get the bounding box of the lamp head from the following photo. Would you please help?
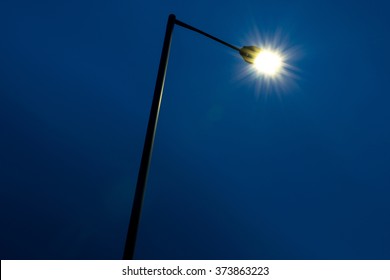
[239,46,261,64]
[240,46,283,76]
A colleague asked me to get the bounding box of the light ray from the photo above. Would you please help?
[233,26,302,99]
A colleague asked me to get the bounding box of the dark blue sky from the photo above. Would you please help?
[1,0,390,259]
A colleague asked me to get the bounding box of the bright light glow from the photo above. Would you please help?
[254,50,283,75]
[234,28,300,96]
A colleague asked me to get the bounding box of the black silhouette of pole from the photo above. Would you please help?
[123,14,242,260]
[122,14,176,260]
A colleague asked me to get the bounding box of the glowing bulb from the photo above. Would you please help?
[254,50,282,75]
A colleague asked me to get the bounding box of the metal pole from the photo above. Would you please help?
[175,19,240,52]
[123,14,176,260]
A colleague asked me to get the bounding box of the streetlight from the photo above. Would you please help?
[123,14,281,260]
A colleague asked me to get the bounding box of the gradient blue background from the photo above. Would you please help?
[1,0,390,259]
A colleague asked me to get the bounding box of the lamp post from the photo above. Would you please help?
[123,14,279,260]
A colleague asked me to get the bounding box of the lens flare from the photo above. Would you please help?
[233,27,301,96]
[254,50,282,76]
